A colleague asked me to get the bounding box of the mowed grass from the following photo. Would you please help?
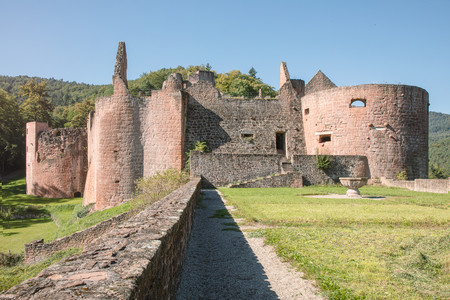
[219,186,450,299]
[1,177,130,253]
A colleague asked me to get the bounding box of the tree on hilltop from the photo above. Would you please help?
[0,89,24,174]
[215,69,277,98]
[19,80,53,125]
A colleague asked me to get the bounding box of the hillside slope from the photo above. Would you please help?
[429,111,450,176]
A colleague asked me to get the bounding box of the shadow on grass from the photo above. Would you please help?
[1,232,18,237]
[2,218,53,230]
[3,178,79,208]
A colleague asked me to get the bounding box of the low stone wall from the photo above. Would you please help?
[292,155,369,185]
[190,152,282,188]
[228,172,303,188]
[381,177,449,193]
[24,209,134,265]
[191,152,368,188]
[2,178,201,299]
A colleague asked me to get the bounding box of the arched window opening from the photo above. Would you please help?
[350,99,366,108]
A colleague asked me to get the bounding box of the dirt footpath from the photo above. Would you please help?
[176,189,324,299]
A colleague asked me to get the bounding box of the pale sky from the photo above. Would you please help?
[1,0,449,113]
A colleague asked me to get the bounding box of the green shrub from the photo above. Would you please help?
[73,203,93,219]
[0,252,23,267]
[396,170,408,180]
[184,141,209,172]
[132,168,189,209]
[315,151,331,170]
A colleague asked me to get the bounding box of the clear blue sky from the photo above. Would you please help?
[1,0,449,113]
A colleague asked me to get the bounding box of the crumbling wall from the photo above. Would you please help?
[83,93,143,210]
[301,84,429,179]
[26,122,87,198]
[291,155,369,185]
[184,77,306,157]
[142,74,187,177]
[2,178,201,300]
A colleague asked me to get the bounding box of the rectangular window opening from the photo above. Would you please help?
[304,108,310,115]
[319,134,331,143]
[276,132,286,155]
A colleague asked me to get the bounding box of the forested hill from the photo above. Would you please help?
[429,111,450,177]
[0,75,112,106]
[0,67,277,107]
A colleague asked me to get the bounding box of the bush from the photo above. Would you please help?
[72,203,94,219]
[184,141,209,172]
[0,252,23,267]
[315,151,331,170]
[396,170,408,180]
[132,168,189,209]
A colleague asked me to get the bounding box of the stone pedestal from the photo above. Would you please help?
[339,177,368,198]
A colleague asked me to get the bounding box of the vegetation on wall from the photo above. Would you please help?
[315,150,331,170]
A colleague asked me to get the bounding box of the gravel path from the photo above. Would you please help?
[176,189,324,299]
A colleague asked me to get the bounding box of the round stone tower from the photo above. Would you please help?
[301,83,429,179]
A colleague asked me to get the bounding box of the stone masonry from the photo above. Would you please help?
[26,41,429,209]
[26,123,87,198]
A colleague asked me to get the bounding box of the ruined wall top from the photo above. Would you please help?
[114,42,128,88]
[305,70,337,94]
[162,73,183,91]
[280,62,290,88]
[188,71,215,86]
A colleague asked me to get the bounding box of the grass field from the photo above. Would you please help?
[1,177,130,253]
[220,185,450,299]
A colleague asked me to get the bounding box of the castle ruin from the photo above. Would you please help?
[26,42,429,210]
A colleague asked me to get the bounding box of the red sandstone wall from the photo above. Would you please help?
[301,84,429,179]
[26,122,50,195]
[142,88,187,177]
[84,92,143,210]
[26,122,87,198]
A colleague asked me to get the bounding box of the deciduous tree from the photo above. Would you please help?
[19,80,53,125]
[0,89,24,174]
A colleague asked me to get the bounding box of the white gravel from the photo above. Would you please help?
[176,189,324,299]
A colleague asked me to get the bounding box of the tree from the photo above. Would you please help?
[248,67,257,79]
[0,89,24,174]
[70,99,95,128]
[429,164,448,179]
[215,70,277,98]
[19,80,53,125]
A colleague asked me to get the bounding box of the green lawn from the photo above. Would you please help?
[220,186,450,300]
[1,177,130,253]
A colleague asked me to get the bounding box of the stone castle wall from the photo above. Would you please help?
[184,79,305,157]
[26,122,87,198]
[83,93,143,210]
[301,84,429,179]
[142,76,188,177]
[191,152,368,188]
[26,42,430,211]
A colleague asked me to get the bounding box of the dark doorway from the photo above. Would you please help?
[276,132,286,155]
[74,192,82,198]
